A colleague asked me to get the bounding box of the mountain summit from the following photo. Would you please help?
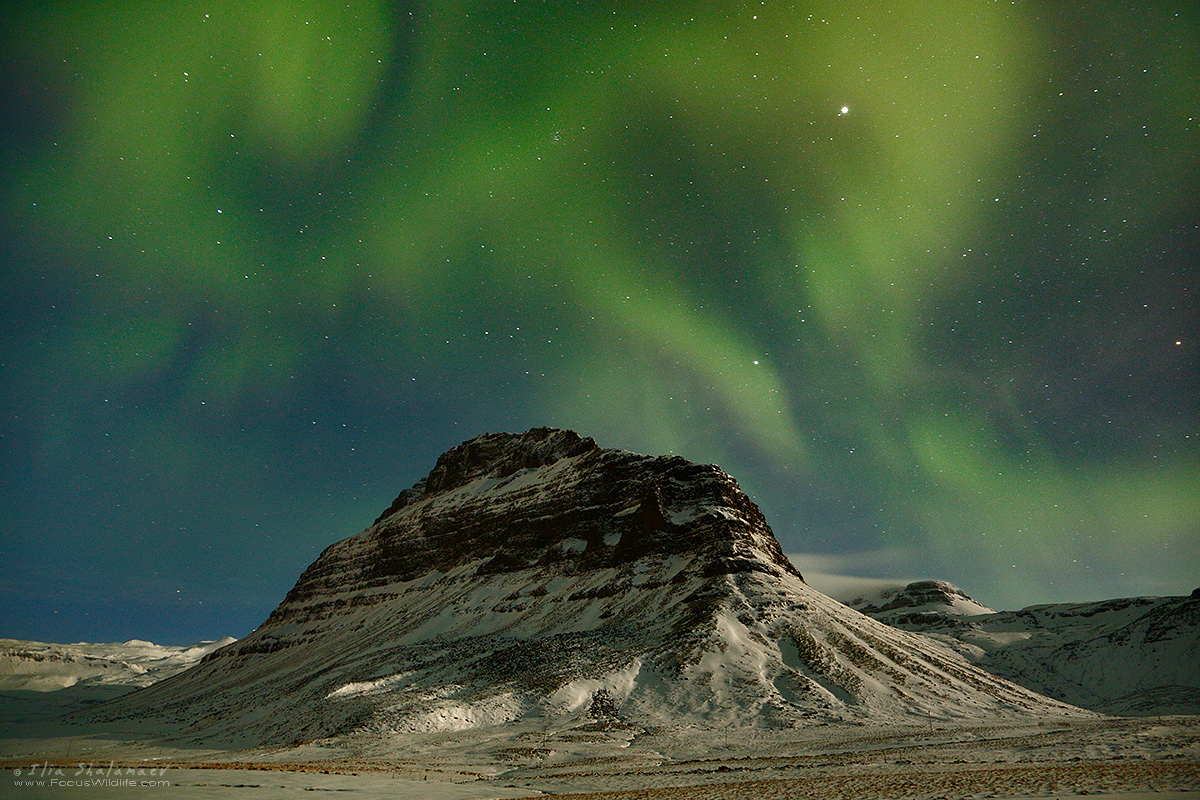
[846,580,997,619]
[272,427,802,616]
[100,428,1083,744]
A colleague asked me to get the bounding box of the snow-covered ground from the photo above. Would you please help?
[2,637,1196,798]
[2,591,1196,799]
[2,715,1197,799]
[1,631,1197,799]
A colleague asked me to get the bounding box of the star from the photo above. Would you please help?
[839,105,850,115]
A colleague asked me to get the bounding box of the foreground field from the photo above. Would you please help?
[3,715,1197,799]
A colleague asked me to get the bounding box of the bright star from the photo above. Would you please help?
[839,105,850,116]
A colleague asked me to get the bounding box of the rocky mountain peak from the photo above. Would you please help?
[374,428,598,522]
[287,428,801,613]
[425,428,598,494]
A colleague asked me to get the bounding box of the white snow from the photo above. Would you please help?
[327,673,414,699]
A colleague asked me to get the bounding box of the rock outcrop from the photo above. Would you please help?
[97,428,1086,745]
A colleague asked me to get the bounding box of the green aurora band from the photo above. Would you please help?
[2,0,1196,635]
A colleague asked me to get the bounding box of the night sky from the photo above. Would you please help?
[2,1,1196,645]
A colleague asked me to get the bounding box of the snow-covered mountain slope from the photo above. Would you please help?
[0,638,236,692]
[94,428,1085,745]
[846,581,1200,716]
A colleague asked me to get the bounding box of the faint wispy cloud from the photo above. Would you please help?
[787,548,924,603]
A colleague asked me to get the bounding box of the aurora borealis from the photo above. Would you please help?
[2,1,1196,643]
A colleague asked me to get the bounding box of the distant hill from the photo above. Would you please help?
[844,581,1200,715]
[0,637,236,693]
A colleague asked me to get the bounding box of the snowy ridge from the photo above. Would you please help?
[848,581,1200,715]
[0,637,236,692]
[92,429,1087,745]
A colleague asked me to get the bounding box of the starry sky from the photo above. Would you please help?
[2,1,1196,644]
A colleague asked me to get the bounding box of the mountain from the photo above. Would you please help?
[93,428,1085,745]
[0,638,237,693]
[847,581,1200,716]
[845,580,996,620]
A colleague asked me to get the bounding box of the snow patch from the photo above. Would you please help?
[327,673,414,699]
[545,660,643,715]
[387,692,525,733]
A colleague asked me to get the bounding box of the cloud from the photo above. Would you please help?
[786,549,923,603]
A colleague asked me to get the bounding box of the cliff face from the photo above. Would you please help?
[98,428,1086,745]
[270,427,799,621]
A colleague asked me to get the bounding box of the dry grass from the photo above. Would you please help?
[528,760,1200,799]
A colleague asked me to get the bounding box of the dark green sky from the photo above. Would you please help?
[2,0,1196,643]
